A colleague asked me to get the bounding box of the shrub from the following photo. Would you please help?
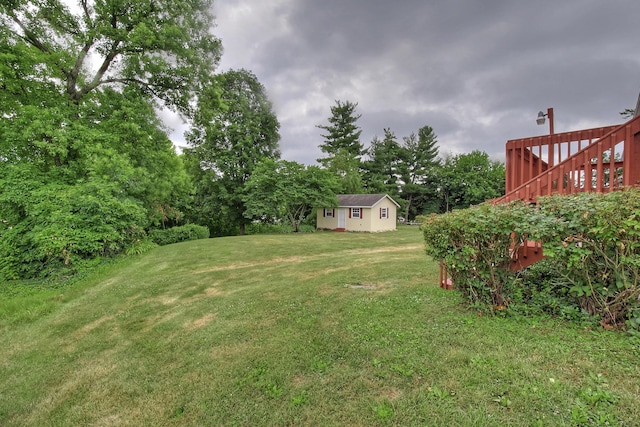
[0,180,148,280]
[531,189,640,328]
[413,215,428,225]
[246,222,316,235]
[423,188,640,329]
[422,202,531,308]
[147,224,210,246]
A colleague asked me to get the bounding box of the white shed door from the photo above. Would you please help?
[338,208,346,228]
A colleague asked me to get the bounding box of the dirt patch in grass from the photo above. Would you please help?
[154,285,225,307]
[192,246,424,276]
[157,295,179,305]
[314,265,355,276]
[204,286,224,297]
[382,387,403,401]
[210,341,253,360]
[345,244,424,255]
[349,284,377,289]
[187,312,218,330]
[192,256,314,275]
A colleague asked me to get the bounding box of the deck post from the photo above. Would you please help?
[623,123,640,186]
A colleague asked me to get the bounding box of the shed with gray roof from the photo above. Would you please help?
[317,194,399,232]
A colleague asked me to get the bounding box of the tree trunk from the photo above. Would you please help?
[404,194,413,220]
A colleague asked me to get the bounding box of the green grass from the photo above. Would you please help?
[1,227,639,426]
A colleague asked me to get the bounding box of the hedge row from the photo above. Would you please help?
[148,224,210,246]
[423,188,640,330]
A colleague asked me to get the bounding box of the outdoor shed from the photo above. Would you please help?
[317,194,400,232]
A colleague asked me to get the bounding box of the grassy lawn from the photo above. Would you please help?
[1,226,638,426]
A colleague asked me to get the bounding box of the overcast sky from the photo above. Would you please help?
[169,0,640,164]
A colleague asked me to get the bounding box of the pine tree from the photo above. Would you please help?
[400,125,441,218]
[317,100,364,167]
[316,100,365,193]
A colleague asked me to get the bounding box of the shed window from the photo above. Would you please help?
[324,208,334,217]
[351,208,361,218]
[380,207,388,219]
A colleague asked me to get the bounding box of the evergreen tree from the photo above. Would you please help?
[362,128,404,196]
[316,100,364,192]
[400,126,440,219]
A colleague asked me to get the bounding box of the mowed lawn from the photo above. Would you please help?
[1,227,639,426]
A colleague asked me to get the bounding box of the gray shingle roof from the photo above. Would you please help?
[336,194,399,208]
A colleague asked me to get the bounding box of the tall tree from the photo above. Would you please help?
[436,150,505,212]
[362,128,404,196]
[0,0,220,113]
[187,69,281,235]
[0,1,216,279]
[243,159,341,232]
[326,149,365,194]
[399,126,440,219]
[316,100,364,191]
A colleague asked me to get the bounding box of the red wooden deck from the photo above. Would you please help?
[498,114,640,204]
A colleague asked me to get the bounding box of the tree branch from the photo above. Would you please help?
[9,13,51,54]
[81,0,92,24]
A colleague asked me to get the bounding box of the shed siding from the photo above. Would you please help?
[316,208,338,229]
[369,198,397,232]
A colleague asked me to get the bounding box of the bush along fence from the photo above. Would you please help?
[422,188,640,331]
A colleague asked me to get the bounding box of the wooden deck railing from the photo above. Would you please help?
[498,114,640,204]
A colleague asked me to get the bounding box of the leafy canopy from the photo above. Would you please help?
[0,1,219,279]
[0,0,221,112]
[244,159,341,232]
[187,69,281,235]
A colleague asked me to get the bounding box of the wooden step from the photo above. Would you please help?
[510,240,545,270]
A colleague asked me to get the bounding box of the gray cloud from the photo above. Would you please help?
[170,0,640,164]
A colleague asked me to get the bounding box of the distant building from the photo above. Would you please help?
[317,194,399,232]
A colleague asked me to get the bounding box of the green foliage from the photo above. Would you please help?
[570,373,620,426]
[325,148,364,194]
[399,126,441,219]
[506,259,596,324]
[125,239,158,256]
[316,100,364,166]
[423,189,640,328]
[316,100,365,193]
[0,1,213,280]
[243,159,340,232]
[619,108,635,119]
[362,128,404,196]
[0,90,192,279]
[0,0,221,113]
[423,202,531,307]
[371,400,394,422]
[148,224,210,246]
[530,189,640,327]
[187,69,281,235]
[0,175,147,279]
[437,150,505,212]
